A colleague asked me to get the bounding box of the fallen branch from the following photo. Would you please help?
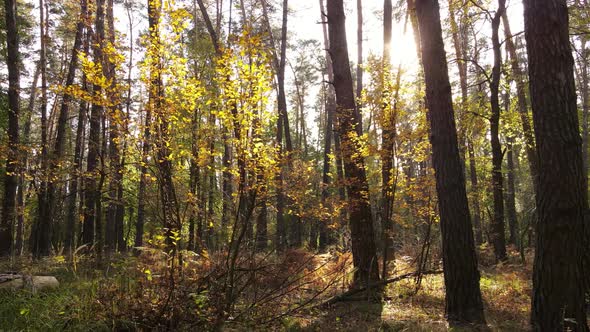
[317,270,443,307]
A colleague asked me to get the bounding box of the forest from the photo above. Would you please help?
[0,0,588,330]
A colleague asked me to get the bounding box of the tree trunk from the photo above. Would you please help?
[82,0,106,252]
[32,0,51,257]
[415,0,485,325]
[381,0,396,280]
[502,12,539,196]
[467,139,483,244]
[105,0,124,253]
[0,0,21,256]
[355,0,363,132]
[523,0,589,330]
[327,0,379,287]
[489,0,507,262]
[16,65,40,255]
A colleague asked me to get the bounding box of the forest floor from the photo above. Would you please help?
[0,246,534,331]
[295,247,532,331]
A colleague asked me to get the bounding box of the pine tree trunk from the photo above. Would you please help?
[32,0,51,257]
[415,0,485,325]
[381,0,395,280]
[523,0,589,330]
[83,0,106,252]
[327,0,379,287]
[502,12,539,195]
[0,0,21,256]
[489,0,507,262]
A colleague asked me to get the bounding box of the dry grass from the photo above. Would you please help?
[293,246,533,332]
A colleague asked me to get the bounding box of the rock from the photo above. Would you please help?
[0,274,59,292]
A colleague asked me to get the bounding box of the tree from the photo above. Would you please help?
[0,0,21,256]
[415,0,485,325]
[488,0,507,262]
[82,0,106,255]
[381,0,395,279]
[447,0,483,245]
[327,0,379,287]
[523,0,589,330]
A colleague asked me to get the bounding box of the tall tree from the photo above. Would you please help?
[415,0,485,325]
[502,11,539,195]
[488,0,507,262]
[31,0,50,257]
[381,0,395,279]
[327,0,379,287]
[355,0,363,131]
[0,0,21,256]
[82,0,106,254]
[523,0,589,330]
[105,0,125,253]
[318,0,336,249]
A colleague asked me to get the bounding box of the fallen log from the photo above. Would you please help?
[0,274,59,292]
[317,270,443,307]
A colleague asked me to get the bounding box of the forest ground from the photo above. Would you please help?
[0,247,533,331]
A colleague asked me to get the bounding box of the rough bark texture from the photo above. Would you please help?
[327,0,379,287]
[415,0,485,325]
[0,0,21,256]
[523,0,590,330]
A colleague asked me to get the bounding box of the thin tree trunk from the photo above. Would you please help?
[15,65,40,255]
[82,0,106,254]
[327,0,379,287]
[381,0,395,280]
[105,0,124,253]
[318,0,336,249]
[415,0,485,325]
[502,11,539,195]
[1,0,21,255]
[524,0,589,330]
[489,0,507,262]
[355,0,363,132]
[32,0,51,257]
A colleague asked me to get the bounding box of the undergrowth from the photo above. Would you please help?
[0,247,533,331]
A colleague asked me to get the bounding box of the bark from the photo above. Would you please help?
[415,0,485,325]
[82,0,106,251]
[523,0,589,330]
[327,0,379,287]
[489,0,507,262]
[0,0,20,256]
